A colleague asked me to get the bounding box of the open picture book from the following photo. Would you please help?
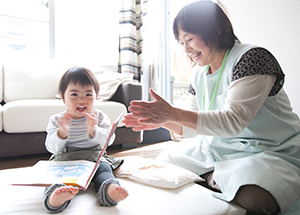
[10,113,122,190]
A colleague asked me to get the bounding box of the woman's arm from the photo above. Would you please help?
[123,88,198,135]
[197,74,276,137]
[124,74,276,137]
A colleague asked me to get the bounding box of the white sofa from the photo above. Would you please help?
[0,59,143,158]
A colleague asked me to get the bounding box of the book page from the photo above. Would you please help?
[12,160,97,188]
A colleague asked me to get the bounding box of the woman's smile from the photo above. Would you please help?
[192,51,201,61]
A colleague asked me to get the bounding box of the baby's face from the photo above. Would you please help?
[63,83,96,119]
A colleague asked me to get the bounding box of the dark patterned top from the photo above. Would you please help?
[188,83,196,95]
[188,48,285,97]
[232,48,285,96]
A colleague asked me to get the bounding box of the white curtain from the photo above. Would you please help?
[142,0,171,102]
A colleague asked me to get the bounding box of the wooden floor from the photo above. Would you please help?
[0,141,176,170]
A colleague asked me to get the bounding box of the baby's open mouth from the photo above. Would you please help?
[77,106,87,112]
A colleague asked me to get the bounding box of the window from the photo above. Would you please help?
[0,0,119,66]
[170,0,198,108]
[0,0,50,59]
[54,0,119,65]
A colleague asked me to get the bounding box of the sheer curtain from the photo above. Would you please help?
[141,0,171,102]
[55,0,119,67]
[118,0,147,82]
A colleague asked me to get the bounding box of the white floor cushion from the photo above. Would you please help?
[115,156,204,188]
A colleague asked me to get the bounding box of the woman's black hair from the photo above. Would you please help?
[173,0,239,51]
[59,67,99,99]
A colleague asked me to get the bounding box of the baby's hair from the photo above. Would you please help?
[59,67,99,100]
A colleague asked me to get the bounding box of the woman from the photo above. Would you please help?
[123,1,300,214]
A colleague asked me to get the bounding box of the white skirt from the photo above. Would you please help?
[157,137,300,214]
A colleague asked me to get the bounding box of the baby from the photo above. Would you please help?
[43,67,128,212]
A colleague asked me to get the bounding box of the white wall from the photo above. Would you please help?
[223,0,300,115]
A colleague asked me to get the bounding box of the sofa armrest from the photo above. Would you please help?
[109,82,143,145]
[109,82,142,108]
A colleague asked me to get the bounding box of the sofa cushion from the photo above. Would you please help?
[3,60,67,102]
[95,71,134,101]
[0,64,3,102]
[0,104,2,131]
[3,59,119,102]
[2,100,126,133]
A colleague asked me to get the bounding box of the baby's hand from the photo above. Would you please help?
[57,111,72,139]
[83,111,97,138]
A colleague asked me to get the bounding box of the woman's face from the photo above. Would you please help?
[178,28,212,67]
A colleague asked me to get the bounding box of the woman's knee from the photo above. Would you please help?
[233,185,280,215]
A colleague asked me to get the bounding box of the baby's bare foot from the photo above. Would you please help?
[107,184,129,202]
[49,186,79,207]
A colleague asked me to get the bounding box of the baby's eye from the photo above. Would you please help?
[86,93,93,97]
[71,93,78,96]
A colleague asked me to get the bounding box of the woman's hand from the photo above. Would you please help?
[122,113,163,131]
[123,88,174,131]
